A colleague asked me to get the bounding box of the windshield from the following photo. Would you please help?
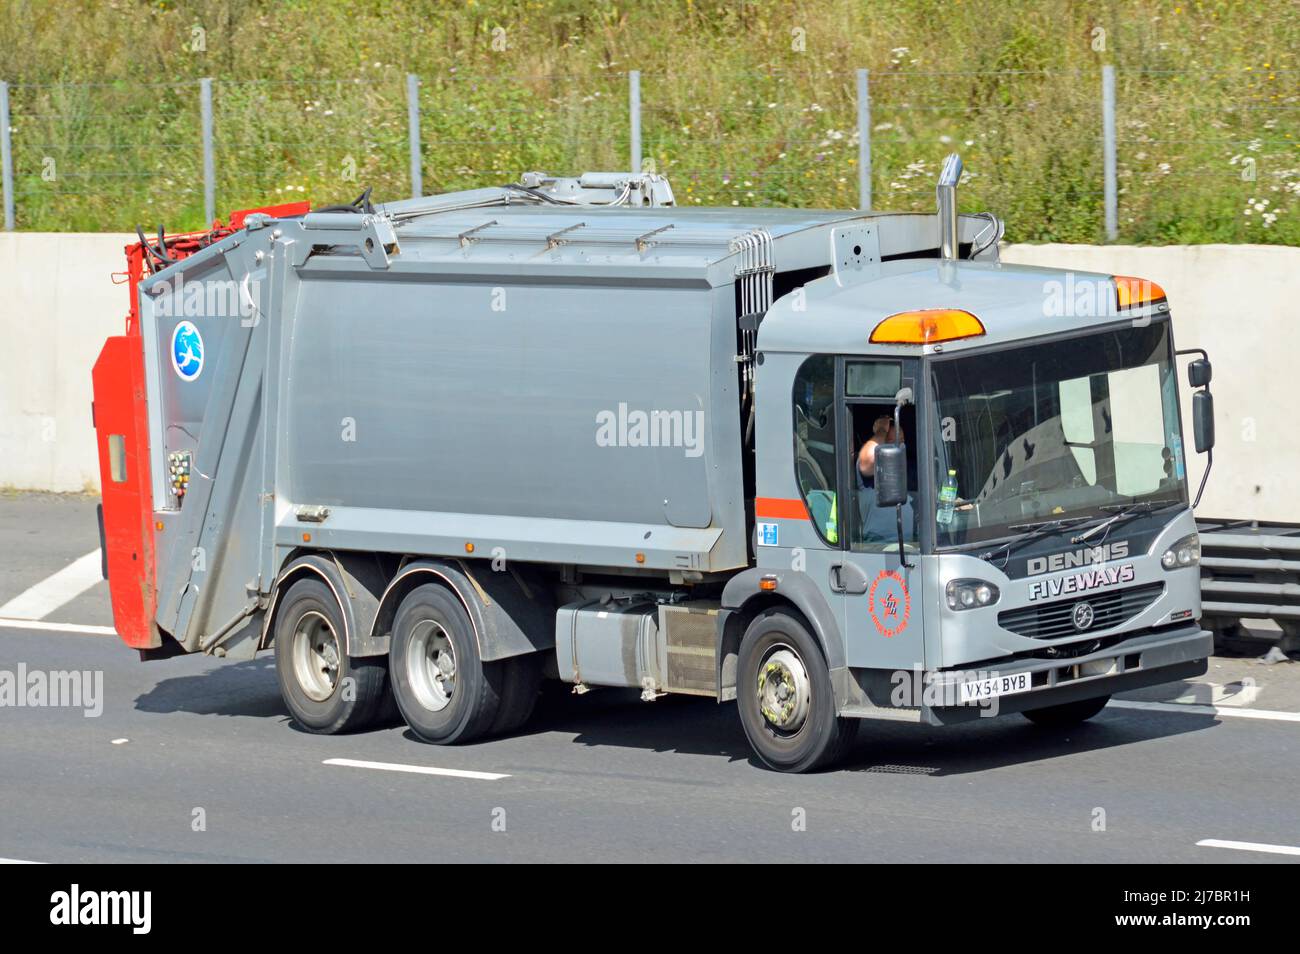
[929,321,1188,548]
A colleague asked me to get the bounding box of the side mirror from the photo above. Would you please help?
[1192,390,1215,454]
[874,444,908,507]
[1188,358,1212,389]
[1179,348,1215,510]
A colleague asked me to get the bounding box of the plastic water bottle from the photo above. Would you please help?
[937,469,958,525]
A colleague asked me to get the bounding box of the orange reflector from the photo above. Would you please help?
[635,552,646,564]
[155,521,164,532]
[465,542,475,553]
[302,532,311,543]
[869,308,985,345]
[759,575,778,592]
[1113,275,1167,309]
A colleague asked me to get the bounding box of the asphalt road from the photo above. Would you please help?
[1,492,1297,863]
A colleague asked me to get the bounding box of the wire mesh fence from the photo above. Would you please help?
[417,69,630,191]
[211,77,410,217]
[0,65,1295,243]
[1113,67,1300,240]
[5,80,205,231]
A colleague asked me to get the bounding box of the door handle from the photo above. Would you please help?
[829,561,870,595]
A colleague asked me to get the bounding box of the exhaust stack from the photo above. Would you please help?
[936,153,963,260]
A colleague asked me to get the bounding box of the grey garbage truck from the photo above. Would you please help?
[93,160,1216,771]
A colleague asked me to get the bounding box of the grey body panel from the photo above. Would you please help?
[285,272,725,532]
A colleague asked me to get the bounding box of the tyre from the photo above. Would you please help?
[274,578,388,733]
[1022,694,1110,727]
[736,609,855,773]
[389,583,504,744]
[490,652,543,736]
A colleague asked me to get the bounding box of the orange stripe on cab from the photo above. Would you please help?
[755,497,809,520]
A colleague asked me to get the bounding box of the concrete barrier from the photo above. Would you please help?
[1001,243,1300,523]
[0,233,133,492]
[1,234,1297,525]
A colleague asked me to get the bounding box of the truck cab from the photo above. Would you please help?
[729,256,1214,768]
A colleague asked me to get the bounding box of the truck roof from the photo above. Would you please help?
[385,201,869,269]
[373,191,1136,357]
[375,191,995,279]
[759,258,1133,357]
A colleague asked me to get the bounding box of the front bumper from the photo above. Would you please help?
[834,623,1211,724]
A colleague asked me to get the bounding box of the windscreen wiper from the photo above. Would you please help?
[1071,500,1182,545]
[979,516,1093,566]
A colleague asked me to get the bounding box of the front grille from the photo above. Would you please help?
[999,582,1164,639]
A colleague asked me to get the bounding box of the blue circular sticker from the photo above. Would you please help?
[171,321,204,381]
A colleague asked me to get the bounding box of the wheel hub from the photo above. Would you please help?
[408,619,457,712]
[756,646,811,731]
[291,610,340,703]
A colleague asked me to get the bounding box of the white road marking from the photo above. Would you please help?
[1197,839,1300,857]
[324,757,509,781]
[0,618,116,636]
[1110,699,1300,723]
[1162,680,1261,708]
[0,857,42,864]
[0,550,104,620]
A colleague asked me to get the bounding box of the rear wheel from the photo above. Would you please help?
[1022,694,1110,727]
[491,652,543,735]
[274,578,387,733]
[389,584,504,744]
[737,609,855,773]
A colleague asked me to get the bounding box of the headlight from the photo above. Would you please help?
[1160,532,1201,570]
[946,578,1000,611]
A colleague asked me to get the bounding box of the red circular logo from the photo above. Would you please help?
[869,569,911,638]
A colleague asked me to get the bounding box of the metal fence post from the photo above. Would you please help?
[1102,64,1117,241]
[628,70,642,174]
[406,73,422,199]
[0,81,14,230]
[857,68,871,211]
[200,77,215,225]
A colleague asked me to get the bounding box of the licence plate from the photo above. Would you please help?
[958,672,1032,704]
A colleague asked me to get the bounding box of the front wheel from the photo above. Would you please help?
[736,609,855,773]
[1021,694,1110,727]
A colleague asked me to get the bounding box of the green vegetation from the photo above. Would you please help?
[1,0,1296,243]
